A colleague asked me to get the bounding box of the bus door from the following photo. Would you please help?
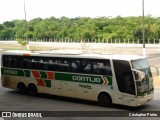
[113,60,136,105]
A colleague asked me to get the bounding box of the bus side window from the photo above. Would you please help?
[60,60,69,72]
[3,55,8,67]
[84,62,92,74]
[71,62,78,72]
[77,60,88,73]
[49,59,56,71]
[53,60,61,71]
[93,62,98,74]
[19,56,25,68]
[38,60,44,70]
[104,61,112,76]
[26,58,32,69]
[13,57,17,68]
[48,60,53,70]
[22,58,26,68]
[31,59,36,69]
[94,61,112,76]
[7,56,13,67]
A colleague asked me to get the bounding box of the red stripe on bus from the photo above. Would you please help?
[46,71,54,80]
[32,70,41,78]
[103,76,108,85]
[36,79,45,87]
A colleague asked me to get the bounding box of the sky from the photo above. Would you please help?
[0,0,160,23]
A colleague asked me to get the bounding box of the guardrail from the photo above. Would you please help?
[0,38,160,44]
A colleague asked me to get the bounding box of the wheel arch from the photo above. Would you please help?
[98,91,112,101]
[27,83,37,88]
[97,91,113,107]
[17,81,26,90]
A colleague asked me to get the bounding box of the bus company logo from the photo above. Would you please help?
[3,69,17,75]
[72,75,101,83]
[2,112,11,117]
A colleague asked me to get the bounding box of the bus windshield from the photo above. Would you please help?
[132,59,153,96]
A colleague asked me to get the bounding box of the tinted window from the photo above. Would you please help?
[2,55,112,76]
[70,59,112,75]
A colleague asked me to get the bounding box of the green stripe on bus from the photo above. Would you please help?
[106,76,112,85]
[24,70,30,77]
[55,72,112,85]
[2,68,112,85]
[40,71,48,79]
[44,80,51,87]
[1,68,30,77]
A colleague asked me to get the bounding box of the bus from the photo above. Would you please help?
[1,50,154,107]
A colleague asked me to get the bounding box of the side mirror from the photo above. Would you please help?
[132,69,145,81]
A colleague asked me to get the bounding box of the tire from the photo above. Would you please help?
[98,93,112,107]
[17,83,27,94]
[27,84,37,96]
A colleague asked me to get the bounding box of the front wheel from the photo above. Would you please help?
[98,93,112,107]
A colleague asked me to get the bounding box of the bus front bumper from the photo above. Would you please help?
[134,94,154,107]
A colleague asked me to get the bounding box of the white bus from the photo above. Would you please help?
[1,50,154,107]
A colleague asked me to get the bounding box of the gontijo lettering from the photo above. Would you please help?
[72,75,101,83]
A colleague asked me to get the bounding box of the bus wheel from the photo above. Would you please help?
[17,82,27,94]
[27,84,37,96]
[98,93,112,107]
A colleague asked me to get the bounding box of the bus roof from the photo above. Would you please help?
[2,50,145,61]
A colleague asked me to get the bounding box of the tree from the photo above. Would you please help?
[0,24,4,31]
[0,28,15,39]
[3,21,15,28]
[1,16,160,43]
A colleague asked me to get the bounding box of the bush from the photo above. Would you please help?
[17,38,27,49]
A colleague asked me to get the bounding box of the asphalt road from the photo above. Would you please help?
[0,48,160,120]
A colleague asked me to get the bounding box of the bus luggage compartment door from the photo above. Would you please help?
[61,81,76,97]
[52,80,62,95]
[76,83,93,100]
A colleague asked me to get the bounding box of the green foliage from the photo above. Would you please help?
[0,24,4,31]
[3,21,15,28]
[0,28,15,38]
[17,38,27,46]
[0,16,160,41]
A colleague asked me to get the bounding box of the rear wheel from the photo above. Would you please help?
[27,84,37,96]
[98,93,112,107]
[17,83,27,94]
